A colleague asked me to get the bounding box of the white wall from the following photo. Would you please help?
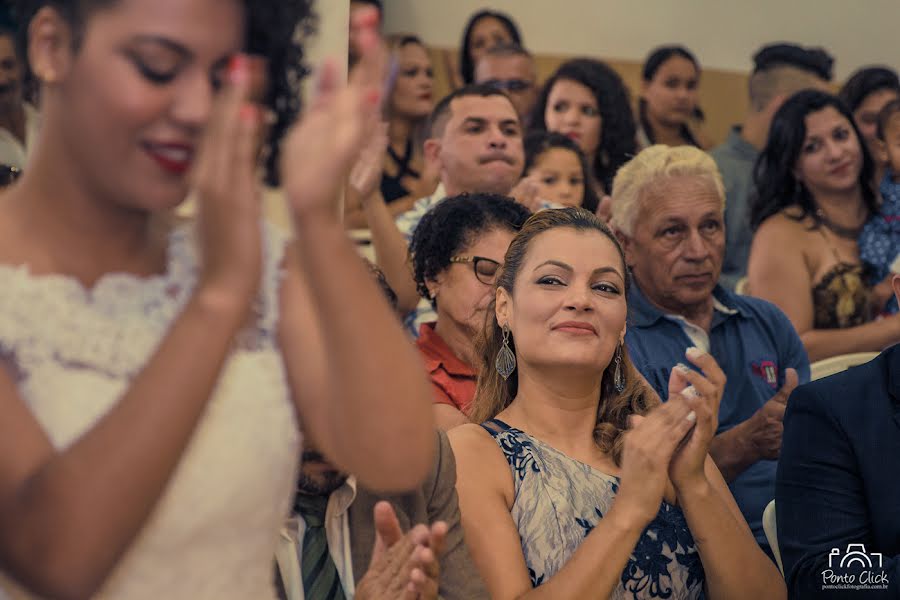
[383,0,900,80]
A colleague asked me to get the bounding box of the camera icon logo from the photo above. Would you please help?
[829,544,884,569]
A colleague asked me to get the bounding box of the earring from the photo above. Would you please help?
[613,344,626,394]
[495,324,516,380]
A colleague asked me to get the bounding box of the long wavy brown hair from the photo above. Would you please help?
[469,208,657,465]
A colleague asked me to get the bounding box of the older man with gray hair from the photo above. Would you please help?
[610,145,810,558]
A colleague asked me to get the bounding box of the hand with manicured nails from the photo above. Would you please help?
[743,368,798,461]
[280,6,388,222]
[355,502,446,600]
[666,348,727,491]
[616,392,698,529]
[190,54,266,312]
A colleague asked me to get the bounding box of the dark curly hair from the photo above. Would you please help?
[523,130,600,213]
[530,58,637,193]
[638,45,703,147]
[12,0,315,186]
[458,9,521,86]
[409,193,530,308]
[838,66,900,113]
[751,89,877,231]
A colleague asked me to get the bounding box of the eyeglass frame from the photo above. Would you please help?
[482,78,533,93]
[449,255,503,285]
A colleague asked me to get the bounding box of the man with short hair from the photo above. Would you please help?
[711,43,833,290]
[359,84,526,326]
[610,145,810,557]
[275,432,487,600]
[473,44,538,127]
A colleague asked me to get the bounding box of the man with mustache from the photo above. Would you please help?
[354,83,527,334]
[274,432,487,600]
[0,24,37,172]
[609,145,810,560]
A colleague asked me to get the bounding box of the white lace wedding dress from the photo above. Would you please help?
[0,222,301,599]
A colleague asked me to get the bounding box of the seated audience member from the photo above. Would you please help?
[860,99,900,314]
[358,84,525,330]
[611,145,810,555]
[776,273,900,599]
[711,43,834,290]
[450,208,785,599]
[474,43,538,127]
[638,45,710,149]
[410,194,530,429]
[0,25,38,171]
[276,432,487,600]
[522,130,600,212]
[456,9,522,88]
[530,58,637,195]
[749,90,900,360]
[838,65,900,184]
[344,34,437,228]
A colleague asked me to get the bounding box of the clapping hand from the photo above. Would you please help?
[280,6,388,222]
[665,348,727,492]
[355,502,446,600]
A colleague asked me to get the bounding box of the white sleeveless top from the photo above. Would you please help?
[0,222,301,599]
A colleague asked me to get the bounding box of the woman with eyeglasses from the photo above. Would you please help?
[410,193,531,430]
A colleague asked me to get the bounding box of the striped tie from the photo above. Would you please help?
[294,494,346,600]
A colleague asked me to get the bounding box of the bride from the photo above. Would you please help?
[0,1,434,598]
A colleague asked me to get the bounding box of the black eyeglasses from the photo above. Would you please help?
[449,255,502,285]
[483,78,532,93]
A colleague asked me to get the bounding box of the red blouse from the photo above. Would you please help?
[415,322,477,415]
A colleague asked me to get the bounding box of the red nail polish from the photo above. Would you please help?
[365,89,381,106]
[228,54,247,84]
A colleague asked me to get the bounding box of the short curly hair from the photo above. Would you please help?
[409,193,530,307]
[530,58,637,194]
[13,0,315,186]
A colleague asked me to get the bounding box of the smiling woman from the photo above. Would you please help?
[0,1,436,599]
[450,207,785,599]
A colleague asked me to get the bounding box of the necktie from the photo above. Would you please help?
[294,493,346,600]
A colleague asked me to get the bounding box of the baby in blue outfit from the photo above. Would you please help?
[860,99,900,313]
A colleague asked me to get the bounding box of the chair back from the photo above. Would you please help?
[810,352,879,381]
[763,499,784,576]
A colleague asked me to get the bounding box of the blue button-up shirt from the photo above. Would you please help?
[625,282,810,550]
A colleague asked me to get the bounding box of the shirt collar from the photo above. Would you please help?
[282,475,358,541]
[417,322,476,377]
[628,279,742,329]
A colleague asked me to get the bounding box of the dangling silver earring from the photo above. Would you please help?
[495,324,517,380]
[613,344,626,394]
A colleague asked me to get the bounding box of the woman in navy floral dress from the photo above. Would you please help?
[449,208,785,599]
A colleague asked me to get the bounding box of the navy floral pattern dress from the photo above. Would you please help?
[481,418,705,599]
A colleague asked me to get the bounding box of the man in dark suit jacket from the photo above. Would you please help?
[776,275,900,599]
[276,430,487,600]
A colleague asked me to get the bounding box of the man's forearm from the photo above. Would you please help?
[708,423,759,482]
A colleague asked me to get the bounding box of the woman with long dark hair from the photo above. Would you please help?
[638,45,710,149]
[530,58,637,194]
[0,1,435,597]
[748,90,900,361]
[457,9,521,87]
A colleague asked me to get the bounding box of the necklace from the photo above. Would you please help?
[814,208,866,240]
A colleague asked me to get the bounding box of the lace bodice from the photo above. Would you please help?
[481,419,704,599]
[0,222,301,599]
